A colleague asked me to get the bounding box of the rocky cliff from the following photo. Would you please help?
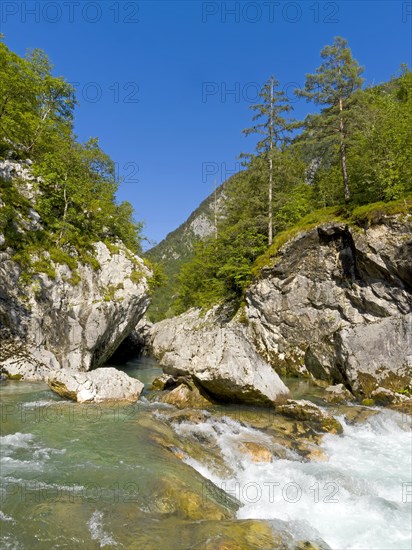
[0,161,152,380]
[144,214,411,404]
[246,217,412,397]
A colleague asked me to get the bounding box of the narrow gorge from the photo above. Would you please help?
[1,30,411,550]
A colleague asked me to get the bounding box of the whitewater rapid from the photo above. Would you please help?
[174,409,412,549]
[1,371,411,549]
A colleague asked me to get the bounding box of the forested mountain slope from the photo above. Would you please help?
[146,178,228,321]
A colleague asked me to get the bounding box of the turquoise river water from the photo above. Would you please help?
[1,356,411,549]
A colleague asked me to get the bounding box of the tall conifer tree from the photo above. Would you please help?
[296,37,364,201]
[243,76,292,245]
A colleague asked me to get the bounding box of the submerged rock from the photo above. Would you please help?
[324,383,355,403]
[150,307,290,407]
[150,475,237,521]
[238,441,273,463]
[190,519,288,550]
[276,399,343,434]
[47,367,144,403]
[246,217,412,396]
[157,378,214,409]
[335,404,379,425]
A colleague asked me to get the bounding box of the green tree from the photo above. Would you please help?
[242,75,292,245]
[25,49,75,154]
[296,37,364,201]
[0,37,143,276]
[0,38,36,156]
[0,38,75,159]
[349,67,412,202]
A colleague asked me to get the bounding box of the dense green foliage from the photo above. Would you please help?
[0,37,142,276]
[151,39,411,318]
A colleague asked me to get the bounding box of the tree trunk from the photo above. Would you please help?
[340,139,350,201]
[0,97,9,120]
[59,175,69,243]
[268,155,273,246]
[27,106,52,152]
[339,96,350,201]
[268,77,274,246]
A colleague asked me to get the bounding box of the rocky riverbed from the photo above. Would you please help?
[1,358,410,550]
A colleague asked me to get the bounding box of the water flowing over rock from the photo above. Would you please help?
[246,217,412,397]
[275,399,343,434]
[149,307,290,406]
[47,367,144,403]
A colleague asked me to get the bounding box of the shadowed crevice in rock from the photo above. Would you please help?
[318,224,361,282]
[105,332,144,365]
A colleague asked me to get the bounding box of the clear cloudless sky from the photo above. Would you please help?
[1,0,411,248]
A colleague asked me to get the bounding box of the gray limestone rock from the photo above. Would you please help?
[0,161,152,378]
[47,367,144,403]
[149,307,290,406]
[246,217,412,396]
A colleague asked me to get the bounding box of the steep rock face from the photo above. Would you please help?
[246,217,412,396]
[0,242,151,378]
[149,307,290,406]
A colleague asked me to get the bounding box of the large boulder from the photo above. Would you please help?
[149,307,289,406]
[47,367,144,403]
[246,217,412,397]
[370,386,410,406]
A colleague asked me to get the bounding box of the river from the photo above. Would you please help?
[1,356,411,549]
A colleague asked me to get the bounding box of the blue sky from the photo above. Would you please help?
[1,1,411,248]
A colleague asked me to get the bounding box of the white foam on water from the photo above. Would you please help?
[0,456,44,471]
[0,433,35,448]
[173,409,412,550]
[0,510,15,523]
[0,535,22,550]
[22,400,62,408]
[0,475,86,506]
[87,511,118,548]
[182,455,223,486]
[0,432,66,474]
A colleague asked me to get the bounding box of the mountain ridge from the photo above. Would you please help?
[145,176,233,321]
